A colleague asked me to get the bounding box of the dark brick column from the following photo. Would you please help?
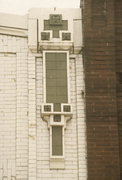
[115,0,122,178]
[82,0,120,179]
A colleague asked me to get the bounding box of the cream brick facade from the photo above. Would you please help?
[0,8,87,180]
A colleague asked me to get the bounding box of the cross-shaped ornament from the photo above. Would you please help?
[44,14,68,38]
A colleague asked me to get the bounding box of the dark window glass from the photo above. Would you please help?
[52,126,63,156]
[54,115,61,122]
[44,105,51,112]
[45,52,68,111]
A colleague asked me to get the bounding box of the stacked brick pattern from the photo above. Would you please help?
[28,52,37,180]
[0,35,28,180]
[0,52,16,180]
[16,39,28,180]
[83,0,120,179]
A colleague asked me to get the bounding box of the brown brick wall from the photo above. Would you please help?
[83,0,120,179]
[115,0,122,178]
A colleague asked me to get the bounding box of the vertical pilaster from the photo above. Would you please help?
[16,38,28,180]
[75,54,87,180]
[28,53,37,180]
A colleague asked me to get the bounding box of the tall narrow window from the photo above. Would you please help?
[43,51,71,169]
[45,52,68,111]
[52,126,63,156]
[44,51,68,158]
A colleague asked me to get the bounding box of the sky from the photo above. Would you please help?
[0,0,80,15]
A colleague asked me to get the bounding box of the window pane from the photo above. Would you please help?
[45,52,68,109]
[52,126,63,156]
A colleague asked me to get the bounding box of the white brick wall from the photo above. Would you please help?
[75,55,87,179]
[0,53,16,180]
[28,52,37,180]
[0,8,87,180]
[16,39,28,180]
[0,35,28,180]
[36,54,87,180]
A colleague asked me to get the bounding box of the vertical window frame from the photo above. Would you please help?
[50,125,65,158]
[43,50,70,104]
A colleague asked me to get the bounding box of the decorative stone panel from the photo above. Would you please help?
[62,33,71,41]
[50,14,62,26]
[41,32,50,40]
[44,14,68,38]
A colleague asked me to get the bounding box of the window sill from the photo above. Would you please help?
[50,157,65,169]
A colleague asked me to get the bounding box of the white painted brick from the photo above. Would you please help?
[0,8,87,180]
